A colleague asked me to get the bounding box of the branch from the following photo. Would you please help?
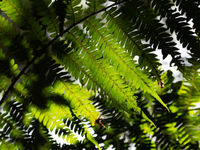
[0,0,126,105]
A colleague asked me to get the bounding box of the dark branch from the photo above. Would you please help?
[0,0,126,105]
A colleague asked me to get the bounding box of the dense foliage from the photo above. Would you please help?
[0,0,200,149]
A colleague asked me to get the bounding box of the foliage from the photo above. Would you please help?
[0,0,200,149]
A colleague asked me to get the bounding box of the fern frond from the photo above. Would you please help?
[176,62,200,143]
[30,102,101,149]
[51,27,158,125]
[178,60,200,110]
[120,0,183,70]
[64,28,141,113]
[0,0,46,44]
[149,0,200,58]
[66,0,83,25]
[0,49,13,78]
[30,0,59,37]
[48,81,100,126]
[51,45,99,90]
[0,112,14,141]
[1,0,200,148]
[0,16,33,62]
[55,32,137,111]
[104,7,162,81]
[52,0,67,33]
[151,69,200,149]
[0,0,26,26]
[173,0,200,35]
[30,103,79,145]
[47,59,72,83]
[85,0,107,12]
[0,0,125,105]
[0,101,39,149]
[84,17,168,111]
[92,96,156,150]
[0,49,20,100]
[10,61,101,148]
[23,55,100,126]
[0,75,11,93]
[0,16,17,46]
